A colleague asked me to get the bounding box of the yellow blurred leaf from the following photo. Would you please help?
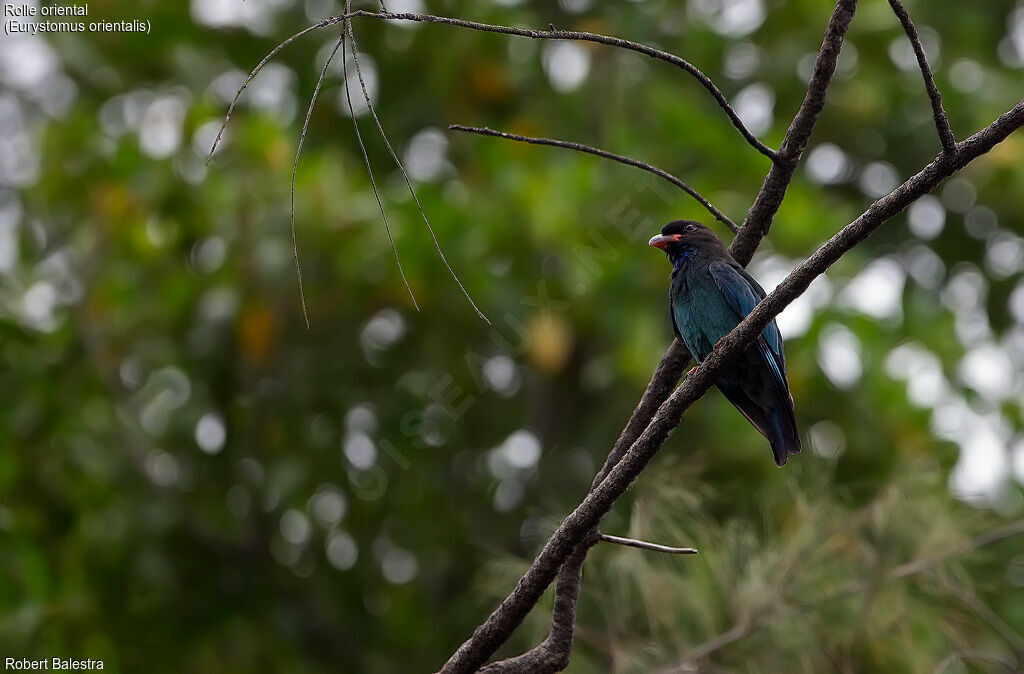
[237,303,277,365]
[526,312,573,373]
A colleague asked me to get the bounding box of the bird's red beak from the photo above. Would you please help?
[648,234,681,250]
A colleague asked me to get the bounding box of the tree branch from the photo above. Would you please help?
[448,125,738,233]
[209,8,769,323]
[479,338,696,673]
[729,0,858,265]
[439,99,1024,674]
[888,0,957,154]
[211,6,1021,672]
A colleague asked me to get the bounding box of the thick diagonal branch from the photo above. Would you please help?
[481,3,860,670]
[439,100,1024,674]
[888,0,957,154]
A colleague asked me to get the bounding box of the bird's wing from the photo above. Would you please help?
[707,260,787,390]
[669,296,683,341]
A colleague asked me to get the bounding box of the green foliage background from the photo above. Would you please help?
[2,0,1024,672]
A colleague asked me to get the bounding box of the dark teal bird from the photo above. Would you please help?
[649,220,801,466]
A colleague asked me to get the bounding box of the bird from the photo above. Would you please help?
[649,219,801,466]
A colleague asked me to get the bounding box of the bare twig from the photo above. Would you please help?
[449,125,738,233]
[340,32,419,311]
[289,33,346,329]
[888,0,957,154]
[439,100,1024,674]
[597,534,698,555]
[345,8,491,324]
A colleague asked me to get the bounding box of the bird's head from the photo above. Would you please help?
[648,220,723,265]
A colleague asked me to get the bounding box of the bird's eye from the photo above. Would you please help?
[685,224,697,232]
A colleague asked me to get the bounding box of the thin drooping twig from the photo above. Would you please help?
[340,33,419,310]
[597,534,698,555]
[439,100,1024,674]
[208,8,775,324]
[290,33,347,329]
[888,0,957,154]
[208,10,777,162]
[673,518,1024,667]
[730,0,858,265]
[482,4,861,668]
[344,9,490,324]
[448,125,738,233]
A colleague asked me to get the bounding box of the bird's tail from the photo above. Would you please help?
[769,406,801,467]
